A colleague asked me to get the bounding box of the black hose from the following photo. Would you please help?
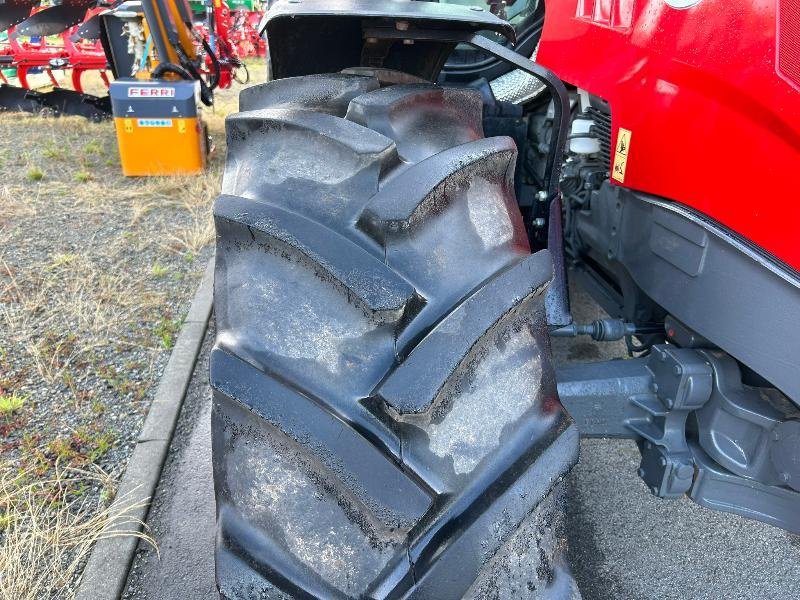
[151,62,194,81]
[233,60,249,85]
[201,37,221,91]
[152,60,214,107]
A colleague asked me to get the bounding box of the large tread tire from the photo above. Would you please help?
[212,72,579,599]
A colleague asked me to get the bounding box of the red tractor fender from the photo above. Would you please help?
[537,0,800,272]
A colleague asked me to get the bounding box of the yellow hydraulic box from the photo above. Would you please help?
[110,79,207,176]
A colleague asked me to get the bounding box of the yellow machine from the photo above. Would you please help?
[111,79,207,175]
[109,0,212,175]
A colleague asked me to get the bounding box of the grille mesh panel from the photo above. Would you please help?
[778,0,800,88]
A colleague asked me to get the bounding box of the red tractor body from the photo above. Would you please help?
[538,0,800,271]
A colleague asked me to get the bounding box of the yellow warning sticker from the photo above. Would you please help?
[612,127,632,183]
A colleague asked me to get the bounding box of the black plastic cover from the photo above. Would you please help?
[262,0,515,81]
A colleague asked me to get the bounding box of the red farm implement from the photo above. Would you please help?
[0,0,111,119]
[228,0,265,58]
[0,0,265,120]
[189,0,253,88]
[189,0,265,87]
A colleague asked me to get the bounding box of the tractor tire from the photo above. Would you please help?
[211,72,580,600]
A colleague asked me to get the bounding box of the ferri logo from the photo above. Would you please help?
[127,87,176,98]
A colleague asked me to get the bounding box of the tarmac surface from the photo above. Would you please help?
[123,285,800,600]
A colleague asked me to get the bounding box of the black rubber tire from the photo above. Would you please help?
[211,72,579,600]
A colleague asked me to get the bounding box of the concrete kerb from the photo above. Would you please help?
[75,257,215,600]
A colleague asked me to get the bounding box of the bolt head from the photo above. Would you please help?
[780,472,791,483]
[396,20,409,31]
[659,456,667,467]
[673,364,682,376]
[533,218,546,228]
[536,190,548,202]
[676,464,694,480]
[402,39,414,45]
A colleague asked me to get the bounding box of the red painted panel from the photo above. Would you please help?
[537,0,800,272]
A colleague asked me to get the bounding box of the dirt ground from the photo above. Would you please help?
[0,65,262,598]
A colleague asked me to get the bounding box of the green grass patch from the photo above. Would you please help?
[0,393,25,417]
[26,167,44,181]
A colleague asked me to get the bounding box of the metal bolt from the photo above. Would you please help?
[533,218,546,228]
[676,464,694,480]
[637,468,645,477]
[780,472,791,483]
[659,456,667,467]
[772,429,781,441]
[396,20,409,31]
[606,249,615,260]
[366,37,377,44]
[665,397,674,409]
[651,382,659,393]
[536,190,548,202]
[403,39,414,45]
[673,364,682,376]
[650,486,659,495]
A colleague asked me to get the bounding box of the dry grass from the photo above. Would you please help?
[0,65,257,386]
[0,464,156,600]
[0,62,264,596]
[1,251,165,384]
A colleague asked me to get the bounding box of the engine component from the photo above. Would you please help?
[569,115,601,155]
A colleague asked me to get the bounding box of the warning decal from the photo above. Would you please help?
[612,127,632,183]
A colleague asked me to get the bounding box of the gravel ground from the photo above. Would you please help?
[0,67,261,598]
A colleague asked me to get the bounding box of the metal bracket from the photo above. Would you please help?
[627,346,713,497]
[690,442,800,534]
[557,345,800,532]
